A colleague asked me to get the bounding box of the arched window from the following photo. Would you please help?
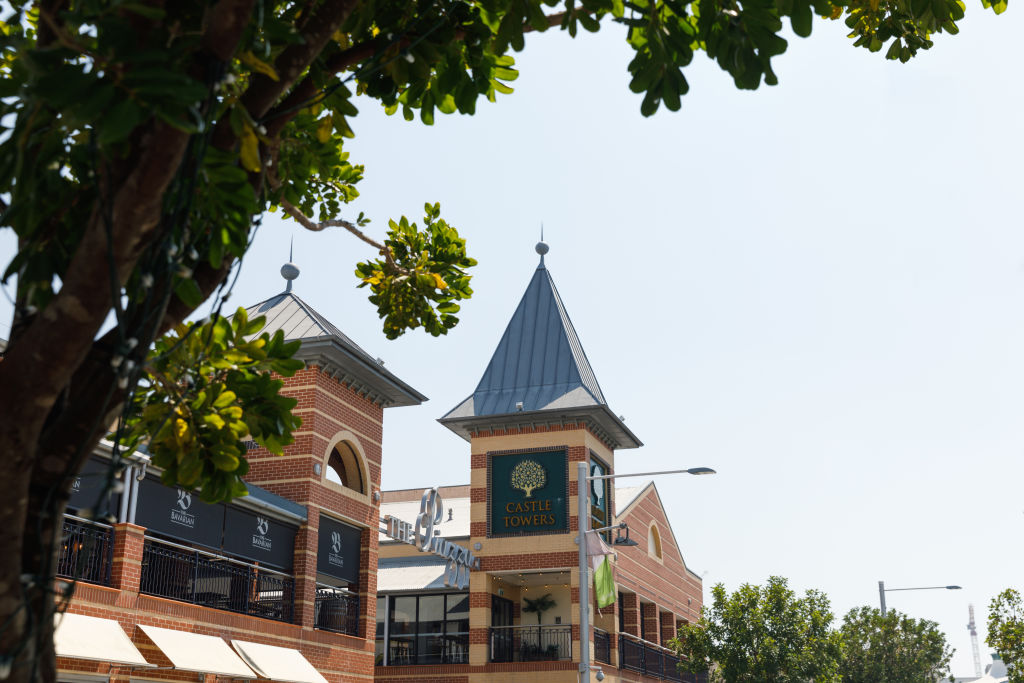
[326,441,365,493]
[648,524,663,560]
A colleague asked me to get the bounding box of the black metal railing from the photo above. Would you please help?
[490,625,572,663]
[594,628,612,664]
[618,633,707,682]
[315,586,360,636]
[140,537,294,623]
[57,516,114,586]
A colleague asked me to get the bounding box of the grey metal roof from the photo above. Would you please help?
[241,481,307,522]
[440,258,641,449]
[244,291,426,407]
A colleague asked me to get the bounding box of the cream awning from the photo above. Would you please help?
[138,625,256,678]
[231,640,328,683]
[54,613,153,667]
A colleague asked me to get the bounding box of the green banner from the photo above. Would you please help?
[489,450,568,536]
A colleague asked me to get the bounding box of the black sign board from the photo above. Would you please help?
[316,514,362,584]
[68,457,122,515]
[134,476,225,550]
[222,507,296,571]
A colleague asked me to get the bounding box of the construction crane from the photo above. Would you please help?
[968,604,983,678]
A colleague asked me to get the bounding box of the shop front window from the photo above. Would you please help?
[381,593,469,665]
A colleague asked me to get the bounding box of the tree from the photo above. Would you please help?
[669,576,843,683]
[987,589,1024,683]
[511,459,547,498]
[838,606,953,683]
[0,0,1004,680]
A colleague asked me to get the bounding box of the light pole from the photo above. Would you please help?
[577,463,715,683]
[878,581,962,616]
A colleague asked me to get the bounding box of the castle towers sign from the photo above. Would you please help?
[488,449,569,537]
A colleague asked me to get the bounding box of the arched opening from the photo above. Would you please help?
[326,441,365,493]
[647,524,662,560]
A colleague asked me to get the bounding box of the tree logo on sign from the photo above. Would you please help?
[511,460,546,498]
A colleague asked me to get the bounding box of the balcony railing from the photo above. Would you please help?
[594,628,612,664]
[315,585,360,636]
[489,624,572,663]
[57,515,114,586]
[618,633,707,682]
[140,536,294,623]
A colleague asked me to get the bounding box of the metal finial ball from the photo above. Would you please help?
[535,241,549,256]
[281,262,300,281]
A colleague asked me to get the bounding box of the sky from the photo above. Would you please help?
[2,7,1022,677]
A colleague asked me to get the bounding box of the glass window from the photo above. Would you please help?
[590,456,610,538]
[379,593,470,665]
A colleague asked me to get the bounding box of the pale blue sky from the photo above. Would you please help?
[2,8,1021,677]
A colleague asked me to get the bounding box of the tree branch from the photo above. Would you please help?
[278,199,409,276]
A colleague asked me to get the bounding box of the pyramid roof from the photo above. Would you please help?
[440,251,640,449]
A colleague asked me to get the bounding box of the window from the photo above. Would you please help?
[379,593,469,665]
[589,456,610,540]
[648,524,662,560]
[326,441,365,493]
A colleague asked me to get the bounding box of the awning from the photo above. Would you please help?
[54,613,153,667]
[138,625,255,678]
[231,640,328,683]
[377,556,449,592]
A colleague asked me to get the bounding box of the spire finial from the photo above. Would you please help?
[535,224,549,267]
[281,237,299,292]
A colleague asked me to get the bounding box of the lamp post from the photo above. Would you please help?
[878,581,962,616]
[577,463,715,683]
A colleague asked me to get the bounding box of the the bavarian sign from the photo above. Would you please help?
[381,487,479,589]
[488,449,568,537]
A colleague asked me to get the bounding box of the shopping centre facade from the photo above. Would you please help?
[54,246,706,683]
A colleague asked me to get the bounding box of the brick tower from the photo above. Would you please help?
[241,259,426,680]
[439,241,642,683]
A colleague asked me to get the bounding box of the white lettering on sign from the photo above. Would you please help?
[380,487,480,589]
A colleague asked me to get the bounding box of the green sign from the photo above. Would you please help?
[489,449,568,536]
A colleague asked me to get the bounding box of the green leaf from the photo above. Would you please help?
[174,278,204,308]
[213,390,237,408]
[98,99,145,147]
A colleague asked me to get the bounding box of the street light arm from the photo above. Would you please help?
[884,585,962,592]
[588,467,716,481]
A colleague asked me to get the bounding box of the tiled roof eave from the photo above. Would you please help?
[296,338,426,408]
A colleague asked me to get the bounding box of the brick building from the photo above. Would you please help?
[54,245,705,683]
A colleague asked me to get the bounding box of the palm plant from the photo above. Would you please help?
[522,593,557,625]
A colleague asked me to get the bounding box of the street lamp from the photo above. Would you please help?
[577,463,716,683]
[878,581,962,616]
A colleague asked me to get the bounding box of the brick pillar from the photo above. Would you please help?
[110,523,145,593]
[620,592,640,637]
[641,602,659,643]
[660,610,676,646]
[358,526,377,641]
[291,520,318,629]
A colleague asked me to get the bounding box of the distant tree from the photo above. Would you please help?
[838,606,953,683]
[987,589,1024,683]
[522,593,557,625]
[669,576,843,683]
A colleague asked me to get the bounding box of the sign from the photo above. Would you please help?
[488,450,568,537]
[222,507,296,571]
[317,514,362,584]
[134,476,225,549]
[381,488,480,589]
[68,457,122,515]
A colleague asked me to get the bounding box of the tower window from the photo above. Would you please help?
[327,441,365,493]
